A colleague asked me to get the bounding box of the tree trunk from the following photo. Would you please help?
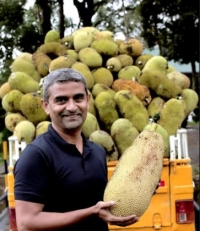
[73,0,94,26]
[58,0,65,38]
[35,0,52,36]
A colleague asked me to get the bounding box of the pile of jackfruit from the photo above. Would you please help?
[0,27,198,161]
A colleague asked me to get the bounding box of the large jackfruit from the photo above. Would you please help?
[103,124,164,217]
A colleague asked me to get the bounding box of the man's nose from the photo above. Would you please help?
[66,99,77,111]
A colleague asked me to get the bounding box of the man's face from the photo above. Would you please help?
[42,81,90,132]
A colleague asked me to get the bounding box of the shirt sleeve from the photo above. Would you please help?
[14,144,52,204]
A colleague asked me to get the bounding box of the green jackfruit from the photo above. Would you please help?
[157,98,186,135]
[147,97,165,122]
[13,120,36,144]
[8,72,40,94]
[91,83,116,98]
[180,89,199,116]
[117,65,141,80]
[71,62,94,89]
[92,67,114,87]
[89,130,119,162]
[82,112,100,138]
[5,113,27,132]
[11,57,41,82]
[78,47,103,68]
[20,92,49,125]
[114,90,149,132]
[94,91,119,131]
[2,90,24,112]
[144,122,170,158]
[110,118,139,157]
[90,38,118,57]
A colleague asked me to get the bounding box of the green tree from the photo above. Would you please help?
[137,0,199,88]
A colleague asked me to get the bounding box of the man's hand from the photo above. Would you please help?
[94,201,139,227]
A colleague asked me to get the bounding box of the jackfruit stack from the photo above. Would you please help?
[0,27,198,156]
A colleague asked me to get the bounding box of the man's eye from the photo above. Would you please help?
[56,97,67,103]
[74,95,84,101]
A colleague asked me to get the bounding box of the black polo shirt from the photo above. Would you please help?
[14,125,109,231]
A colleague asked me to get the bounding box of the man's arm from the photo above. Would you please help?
[15,200,139,231]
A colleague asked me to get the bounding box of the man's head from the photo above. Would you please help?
[42,68,90,133]
[43,68,88,102]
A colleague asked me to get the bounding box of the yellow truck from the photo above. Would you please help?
[3,128,197,231]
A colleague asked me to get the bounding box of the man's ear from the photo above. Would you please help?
[87,92,91,110]
[41,99,50,115]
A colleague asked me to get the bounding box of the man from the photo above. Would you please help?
[14,68,139,231]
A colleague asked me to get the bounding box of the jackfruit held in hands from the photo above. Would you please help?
[180,89,199,116]
[114,90,149,132]
[73,30,94,52]
[49,56,75,72]
[118,38,143,57]
[35,121,51,137]
[92,67,114,87]
[5,112,27,132]
[8,72,40,94]
[94,92,119,132]
[2,89,24,112]
[20,92,49,125]
[71,62,94,89]
[144,122,170,158]
[13,120,36,144]
[0,82,11,99]
[147,97,165,122]
[110,118,139,157]
[134,53,153,70]
[138,70,182,99]
[44,29,60,44]
[117,65,141,81]
[112,79,152,106]
[103,123,164,217]
[89,130,119,162]
[157,98,186,135]
[91,83,116,99]
[82,112,100,138]
[11,57,41,82]
[78,47,103,68]
[90,38,119,57]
